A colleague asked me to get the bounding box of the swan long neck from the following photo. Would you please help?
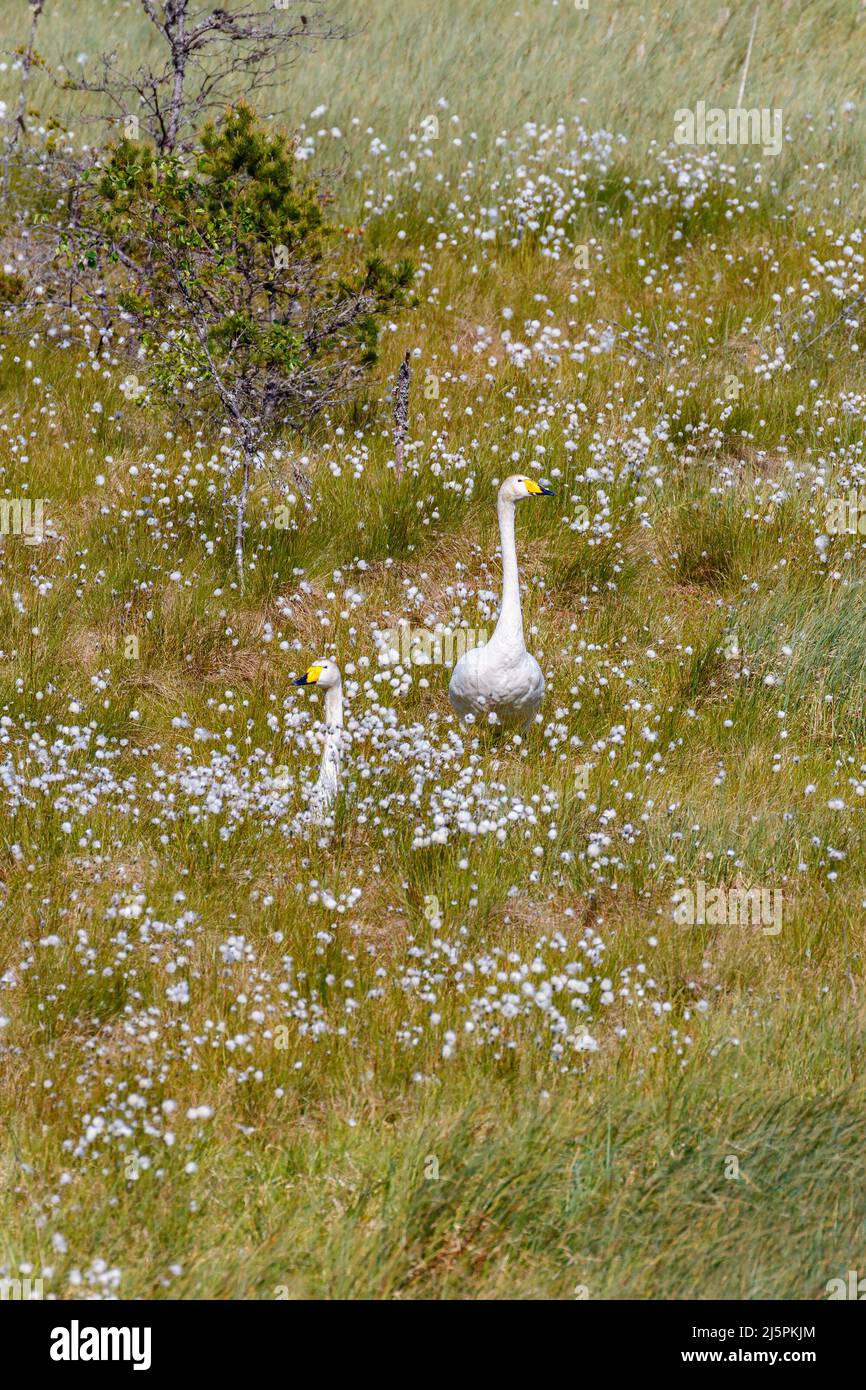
[318,683,343,788]
[323,683,343,731]
[494,493,524,645]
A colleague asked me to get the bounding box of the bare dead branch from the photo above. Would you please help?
[56,0,348,154]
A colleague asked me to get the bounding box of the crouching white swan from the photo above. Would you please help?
[448,474,554,728]
[293,658,343,820]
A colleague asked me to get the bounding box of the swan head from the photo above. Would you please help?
[293,658,342,690]
[499,474,555,504]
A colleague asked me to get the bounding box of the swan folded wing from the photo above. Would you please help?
[449,643,544,724]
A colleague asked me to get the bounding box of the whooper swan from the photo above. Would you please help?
[293,658,343,820]
[448,474,554,728]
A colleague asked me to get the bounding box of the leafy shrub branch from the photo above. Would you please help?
[71,104,414,583]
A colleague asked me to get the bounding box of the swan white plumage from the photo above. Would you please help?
[293,658,343,820]
[448,474,554,727]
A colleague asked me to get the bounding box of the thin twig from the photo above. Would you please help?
[604,319,661,361]
[789,287,866,367]
[2,0,45,202]
[737,4,759,108]
[393,350,410,479]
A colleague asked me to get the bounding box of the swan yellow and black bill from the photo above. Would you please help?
[525,479,555,496]
[294,664,324,686]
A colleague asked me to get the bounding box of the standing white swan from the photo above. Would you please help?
[448,474,554,728]
[293,658,343,820]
